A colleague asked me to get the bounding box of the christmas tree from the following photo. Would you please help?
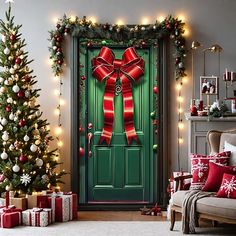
[0,3,66,195]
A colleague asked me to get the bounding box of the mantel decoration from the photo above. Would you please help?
[48,14,187,169]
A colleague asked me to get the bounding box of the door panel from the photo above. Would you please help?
[87,47,151,202]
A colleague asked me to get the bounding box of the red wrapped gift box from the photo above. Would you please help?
[27,195,48,209]
[0,206,22,228]
[47,193,78,222]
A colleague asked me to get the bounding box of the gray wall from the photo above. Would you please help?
[1,0,236,191]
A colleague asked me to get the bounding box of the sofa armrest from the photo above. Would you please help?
[174,174,192,192]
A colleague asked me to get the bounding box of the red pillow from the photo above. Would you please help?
[216,173,236,199]
[190,151,231,190]
[202,162,236,192]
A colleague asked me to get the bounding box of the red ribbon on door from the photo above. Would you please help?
[92,47,145,145]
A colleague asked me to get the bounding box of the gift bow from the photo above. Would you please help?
[92,47,145,145]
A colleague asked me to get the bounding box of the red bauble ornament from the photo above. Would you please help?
[57,47,62,53]
[190,106,198,116]
[79,147,84,157]
[19,119,26,127]
[175,57,180,64]
[15,57,22,65]
[87,41,93,47]
[17,90,25,98]
[5,105,11,112]
[64,28,70,33]
[57,59,63,65]
[19,154,28,163]
[23,75,31,82]
[56,36,62,42]
[10,34,16,41]
[153,86,158,94]
[79,126,84,133]
[88,123,93,129]
[81,75,86,81]
[140,41,146,47]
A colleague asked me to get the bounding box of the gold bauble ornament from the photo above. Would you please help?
[35,140,41,145]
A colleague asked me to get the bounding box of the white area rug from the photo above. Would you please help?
[0,221,235,236]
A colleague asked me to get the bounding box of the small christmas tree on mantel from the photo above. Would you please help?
[0,3,66,195]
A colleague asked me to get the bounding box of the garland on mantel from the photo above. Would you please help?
[48,15,187,79]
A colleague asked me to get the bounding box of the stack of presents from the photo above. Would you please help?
[0,190,78,228]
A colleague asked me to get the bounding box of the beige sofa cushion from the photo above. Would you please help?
[196,197,236,219]
[172,190,188,207]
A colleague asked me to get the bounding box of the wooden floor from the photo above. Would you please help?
[78,211,168,221]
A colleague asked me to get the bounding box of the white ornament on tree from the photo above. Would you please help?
[4,80,9,85]
[25,90,30,98]
[1,151,8,160]
[0,78,4,84]
[3,47,10,55]
[2,131,9,141]
[12,84,20,93]
[13,116,18,122]
[7,97,13,103]
[36,158,43,167]
[20,173,31,186]
[9,113,14,120]
[9,68,15,74]
[30,144,37,152]
[1,118,8,126]
[1,35,6,43]
[23,135,30,142]
[0,124,3,131]
[9,144,15,151]
[35,110,41,116]
[12,164,20,172]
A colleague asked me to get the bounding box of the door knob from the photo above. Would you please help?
[88,132,93,157]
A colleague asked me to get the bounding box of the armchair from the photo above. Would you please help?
[170,129,236,231]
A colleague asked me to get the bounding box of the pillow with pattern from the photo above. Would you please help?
[216,173,236,198]
[190,151,231,190]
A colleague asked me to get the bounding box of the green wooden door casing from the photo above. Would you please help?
[84,47,154,203]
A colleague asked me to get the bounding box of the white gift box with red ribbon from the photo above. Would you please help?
[22,208,52,227]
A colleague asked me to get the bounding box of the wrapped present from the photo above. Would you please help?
[47,192,78,222]
[27,194,48,209]
[0,198,5,207]
[22,208,52,227]
[10,197,27,210]
[0,206,22,228]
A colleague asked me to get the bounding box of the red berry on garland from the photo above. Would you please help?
[5,105,11,112]
[23,75,31,82]
[19,119,26,127]
[166,23,171,30]
[140,41,146,48]
[57,47,62,53]
[81,75,86,81]
[79,147,85,157]
[64,28,70,33]
[56,36,62,42]
[175,57,180,64]
[15,57,22,65]
[87,41,93,47]
[10,34,16,41]
[153,86,158,94]
[79,126,84,133]
[17,90,25,98]
[19,154,28,163]
[57,59,63,65]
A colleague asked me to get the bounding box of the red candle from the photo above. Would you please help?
[5,191,9,208]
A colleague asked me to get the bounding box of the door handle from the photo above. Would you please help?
[88,132,93,157]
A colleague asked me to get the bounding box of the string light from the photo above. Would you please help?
[89,16,97,24]
[157,15,165,22]
[69,15,76,23]
[141,17,149,25]
[116,19,124,26]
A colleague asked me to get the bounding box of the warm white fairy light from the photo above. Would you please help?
[89,16,97,24]
[178,138,184,144]
[70,15,76,23]
[116,19,124,26]
[157,15,165,22]
[141,17,149,25]
[178,121,184,129]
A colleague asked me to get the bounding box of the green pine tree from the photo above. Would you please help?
[0,5,66,195]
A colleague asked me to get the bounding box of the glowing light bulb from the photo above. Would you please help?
[116,19,124,26]
[46,125,50,131]
[54,89,60,96]
[178,14,186,21]
[52,17,59,24]
[177,96,184,103]
[54,108,60,115]
[48,59,53,66]
[178,108,183,113]
[179,138,184,144]
[178,122,184,129]
[157,15,165,22]
[183,28,190,36]
[141,17,149,25]
[55,126,62,135]
[53,76,60,81]
[182,77,188,84]
[176,84,182,91]
[59,99,65,106]
[70,15,76,22]
[58,140,63,147]
[89,16,97,24]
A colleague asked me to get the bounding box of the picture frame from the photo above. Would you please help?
[200,76,219,96]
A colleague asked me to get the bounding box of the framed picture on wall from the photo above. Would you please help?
[200,76,219,95]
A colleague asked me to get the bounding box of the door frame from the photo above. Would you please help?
[70,37,170,210]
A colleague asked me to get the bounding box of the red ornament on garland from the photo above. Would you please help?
[19,119,26,127]
[88,123,93,129]
[15,57,22,65]
[64,28,70,33]
[56,36,63,42]
[79,147,85,157]
[5,105,11,112]
[140,41,146,48]
[19,154,28,163]
[10,34,16,41]
[57,59,63,65]
[81,75,86,81]
[17,90,25,98]
[87,41,93,47]
[79,126,84,133]
[153,86,158,94]
[57,47,62,53]
[23,75,31,82]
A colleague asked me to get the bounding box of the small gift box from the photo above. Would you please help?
[22,208,52,227]
[0,206,22,228]
[47,192,78,222]
[10,197,27,210]
[0,198,5,207]
[27,194,48,209]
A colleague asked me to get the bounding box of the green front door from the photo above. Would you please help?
[86,47,153,203]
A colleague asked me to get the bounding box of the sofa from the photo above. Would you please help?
[170,129,236,232]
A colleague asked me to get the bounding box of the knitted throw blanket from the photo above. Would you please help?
[182,190,214,234]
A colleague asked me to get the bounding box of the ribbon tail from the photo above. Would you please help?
[121,74,138,145]
[99,73,116,145]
